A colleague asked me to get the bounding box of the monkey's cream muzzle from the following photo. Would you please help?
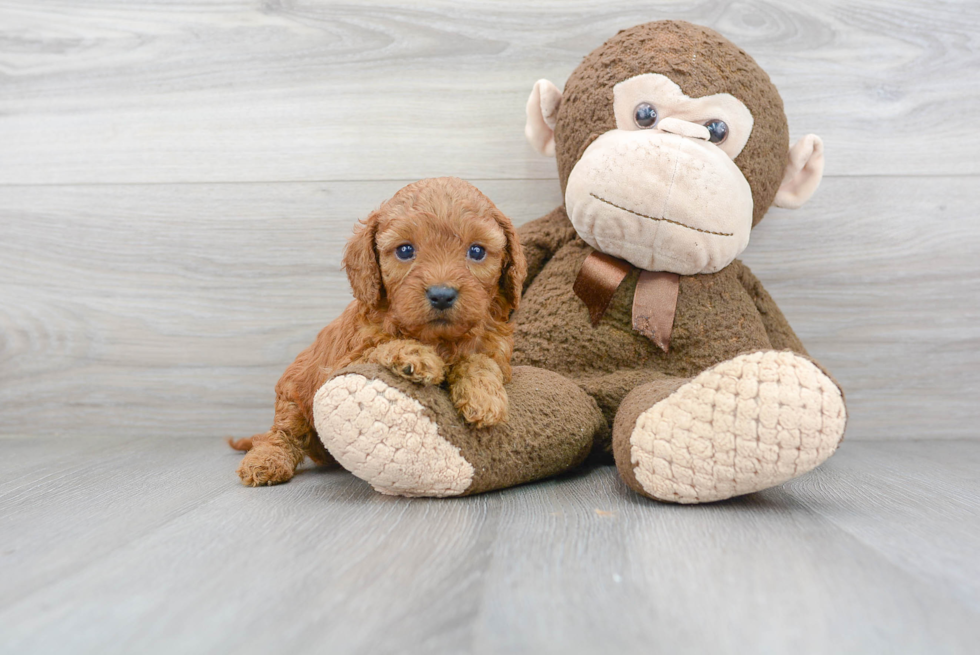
[526,72,824,274]
[564,128,753,275]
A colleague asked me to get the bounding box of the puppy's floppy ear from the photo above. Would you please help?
[490,208,528,321]
[343,209,384,309]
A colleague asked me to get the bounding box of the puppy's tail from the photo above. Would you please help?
[227,434,263,452]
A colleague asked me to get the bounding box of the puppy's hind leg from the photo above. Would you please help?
[237,432,299,486]
[236,398,332,486]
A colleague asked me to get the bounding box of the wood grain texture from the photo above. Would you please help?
[1,0,979,184]
[0,437,978,654]
[1,2,977,440]
[0,436,228,608]
[1,176,977,440]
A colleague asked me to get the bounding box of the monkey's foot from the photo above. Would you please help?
[614,351,846,504]
[313,371,473,497]
[313,364,601,497]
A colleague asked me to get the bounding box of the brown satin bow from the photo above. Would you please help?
[572,251,680,352]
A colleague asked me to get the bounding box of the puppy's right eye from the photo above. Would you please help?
[394,244,415,261]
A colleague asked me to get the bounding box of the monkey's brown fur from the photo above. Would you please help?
[230,177,527,486]
[513,21,818,457]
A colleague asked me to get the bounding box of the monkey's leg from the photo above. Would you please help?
[312,364,604,497]
[612,351,846,504]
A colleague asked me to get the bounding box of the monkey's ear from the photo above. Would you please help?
[525,79,563,157]
[774,135,825,209]
[342,210,384,309]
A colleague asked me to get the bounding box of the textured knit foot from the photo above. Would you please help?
[622,351,846,504]
[313,372,475,497]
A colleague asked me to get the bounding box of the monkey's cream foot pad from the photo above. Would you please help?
[629,351,846,504]
[313,374,475,497]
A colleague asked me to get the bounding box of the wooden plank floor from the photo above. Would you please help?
[1,437,978,654]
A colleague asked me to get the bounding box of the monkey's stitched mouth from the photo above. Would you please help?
[589,193,734,237]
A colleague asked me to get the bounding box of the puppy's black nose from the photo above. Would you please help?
[426,286,458,310]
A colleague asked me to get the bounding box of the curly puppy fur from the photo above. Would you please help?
[230,177,527,486]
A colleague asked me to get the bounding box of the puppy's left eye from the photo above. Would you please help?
[467,245,487,262]
[394,244,415,261]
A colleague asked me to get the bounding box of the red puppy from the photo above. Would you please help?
[229,177,527,486]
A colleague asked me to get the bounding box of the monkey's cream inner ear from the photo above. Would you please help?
[774,135,824,209]
[525,79,562,157]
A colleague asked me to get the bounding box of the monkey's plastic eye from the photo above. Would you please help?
[633,103,658,128]
[468,245,487,262]
[394,244,415,261]
[704,120,729,143]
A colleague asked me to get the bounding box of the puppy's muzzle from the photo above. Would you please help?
[426,286,458,311]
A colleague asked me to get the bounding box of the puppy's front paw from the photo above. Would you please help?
[450,374,509,428]
[369,341,446,385]
[454,386,508,428]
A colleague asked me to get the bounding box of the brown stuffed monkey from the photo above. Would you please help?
[313,20,846,503]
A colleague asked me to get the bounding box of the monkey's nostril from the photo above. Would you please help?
[426,286,458,310]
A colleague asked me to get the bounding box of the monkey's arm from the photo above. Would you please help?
[735,261,809,356]
[517,205,578,291]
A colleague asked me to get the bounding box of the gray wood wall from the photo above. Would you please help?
[1,1,977,440]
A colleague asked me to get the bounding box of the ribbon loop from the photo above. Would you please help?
[574,251,680,352]
[573,252,632,326]
[632,270,680,352]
